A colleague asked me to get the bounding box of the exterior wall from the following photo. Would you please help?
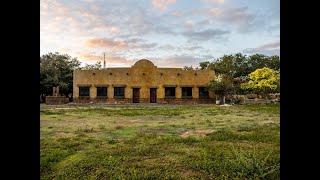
[73,59,215,104]
[192,87,199,99]
[90,86,96,99]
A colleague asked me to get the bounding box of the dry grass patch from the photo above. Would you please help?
[180,129,215,138]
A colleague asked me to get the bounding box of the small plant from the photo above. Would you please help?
[98,124,106,130]
[115,125,124,130]
[77,126,94,133]
[108,138,117,144]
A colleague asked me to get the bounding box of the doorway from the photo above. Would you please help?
[132,88,140,103]
[150,88,157,103]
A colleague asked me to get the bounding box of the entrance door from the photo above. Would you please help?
[133,88,140,103]
[150,88,157,103]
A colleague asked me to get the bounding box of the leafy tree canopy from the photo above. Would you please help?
[183,65,194,70]
[201,53,280,78]
[81,61,102,70]
[199,61,210,70]
[40,52,81,97]
[208,75,234,96]
[240,67,280,95]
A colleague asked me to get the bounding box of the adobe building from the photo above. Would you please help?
[73,59,215,104]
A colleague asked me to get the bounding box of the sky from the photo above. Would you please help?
[40,0,280,67]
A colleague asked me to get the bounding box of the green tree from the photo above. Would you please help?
[212,55,235,76]
[267,55,280,71]
[183,65,194,70]
[82,61,102,70]
[200,53,280,78]
[199,61,210,70]
[247,54,280,72]
[208,75,234,104]
[241,67,280,98]
[40,52,81,100]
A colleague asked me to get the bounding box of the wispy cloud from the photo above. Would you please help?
[243,41,280,56]
[85,38,129,50]
[200,0,225,4]
[85,38,158,51]
[77,51,135,66]
[183,29,230,41]
[184,6,264,33]
[152,0,177,12]
[149,54,215,67]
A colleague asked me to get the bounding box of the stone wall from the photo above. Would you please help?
[45,96,69,105]
[227,94,280,104]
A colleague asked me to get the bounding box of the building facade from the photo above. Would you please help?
[73,59,215,104]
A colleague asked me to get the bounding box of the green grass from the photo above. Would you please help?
[40,104,280,179]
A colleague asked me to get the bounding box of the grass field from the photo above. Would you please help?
[40,104,280,179]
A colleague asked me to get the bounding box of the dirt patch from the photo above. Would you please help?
[115,119,141,125]
[180,131,191,138]
[115,125,125,129]
[180,129,215,138]
[54,107,77,110]
[55,132,75,138]
[195,129,215,136]
[181,169,206,179]
[128,120,141,124]
[220,104,232,107]
[140,128,168,135]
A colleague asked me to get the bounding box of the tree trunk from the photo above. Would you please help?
[221,95,225,105]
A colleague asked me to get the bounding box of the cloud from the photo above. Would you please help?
[152,0,177,12]
[59,48,71,53]
[146,54,214,67]
[216,7,254,25]
[184,20,195,28]
[90,25,120,35]
[133,42,158,49]
[41,0,121,38]
[41,0,279,67]
[209,8,221,16]
[78,51,103,61]
[185,46,203,51]
[183,29,230,41]
[201,0,225,4]
[243,41,280,56]
[85,38,158,51]
[212,6,274,33]
[85,38,129,50]
[158,44,177,50]
[188,6,263,33]
[257,41,280,50]
[115,8,177,37]
[158,44,204,52]
[77,51,135,66]
[171,11,182,17]
[149,55,201,67]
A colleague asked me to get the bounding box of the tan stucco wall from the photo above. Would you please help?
[73,59,215,101]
